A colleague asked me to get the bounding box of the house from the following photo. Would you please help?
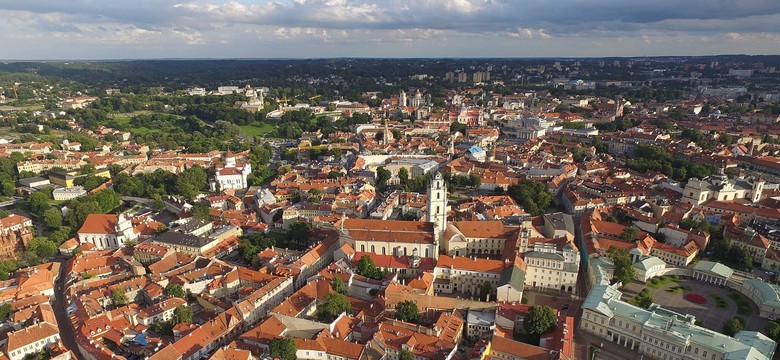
[4,322,61,360]
[210,156,251,191]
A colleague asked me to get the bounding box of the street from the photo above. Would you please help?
[51,257,84,360]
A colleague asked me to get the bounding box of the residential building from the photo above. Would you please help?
[433,255,504,299]
[4,322,61,360]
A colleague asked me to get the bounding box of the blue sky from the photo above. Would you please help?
[1,0,779,59]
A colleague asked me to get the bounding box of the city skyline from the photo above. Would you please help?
[1,0,779,60]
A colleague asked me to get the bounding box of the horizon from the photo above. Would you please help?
[1,1,779,59]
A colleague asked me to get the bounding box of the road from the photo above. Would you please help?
[52,257,84,360]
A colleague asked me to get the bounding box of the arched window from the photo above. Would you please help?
[437,193,440,200]
[371,245,375,253]
[361,245,365,252]
[425,248,430,257]
[382,247,386,255]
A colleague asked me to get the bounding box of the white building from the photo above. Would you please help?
[522,237,580,294]
[682,170,764,205]
[5,322,61,360]
[53,186,87,200]
[77,213,139,250]
[433,255,504,299]
[211,156,252,191]
[581,285,777,360]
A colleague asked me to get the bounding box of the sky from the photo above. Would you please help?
[1,0,779,60]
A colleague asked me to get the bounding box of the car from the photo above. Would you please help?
[561,304,570,310]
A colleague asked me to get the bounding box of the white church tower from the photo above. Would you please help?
[427,172,447,258]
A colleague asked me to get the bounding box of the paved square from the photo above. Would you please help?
[623,278,768,333]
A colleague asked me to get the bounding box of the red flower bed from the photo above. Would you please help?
[685,293,707,304]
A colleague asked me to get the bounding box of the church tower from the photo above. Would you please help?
[427,172,447,258]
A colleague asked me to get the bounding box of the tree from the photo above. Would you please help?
[316,291,351,323]
[175,165,207,199]
[172,305,193,324]
[112,288,129,306]
[607,246,636,286]
[479,281,493,301]
[398,167,409,185]
[631,289,654,309]
[191,204,211,221]
[93,189,122,213]
[375,166,391,191]
[765,321,780,340]
[523,305,557,340]
[620,227,639,242]
[42,208,62,229]
[506,179,552,216]
[399,349,414,360]
[165,284,186,299]
[29,237,57,259]
[27,192,50,214]
[355,255,383,280]
[287,221,310,246]
[332,276,346,295]
[395,300,420,324]
[723,317,745,337]
[269,338,297,360]
[0,303,11,320]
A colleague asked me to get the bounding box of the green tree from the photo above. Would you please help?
[607,246,636,286]
[723,317,745,337]
[316,291,351,323]
[29,237,58,259]
[191,204,211,221]
[399,349,414,360]
[93,189,121,213]
[523,305,557,340]
[172,305,193,324]
[620,227,639,242]
[269,338,297,360]
[332,276,346,295]
[0,303,11,320]
[175,165,208,199]
[355,255,383,280]
[42,208,62,229]
[395,300,420,324]
[631,289,654,309]
[479,281,493,301]
[27,192,50,213]
[112,288,129,306]
[764,321,780,340]
[49,226,72,245]
[506,179,552,216]
[165,284,187,299]
[398,167,409,185]
[375,166,391,191]
[287,221,310,245]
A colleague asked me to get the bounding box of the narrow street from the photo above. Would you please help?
[52,257,84,360]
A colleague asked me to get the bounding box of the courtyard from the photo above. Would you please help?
[622,277,768,333]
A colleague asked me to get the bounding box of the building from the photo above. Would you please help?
[53,186,87,200]
[682,171,764,205]
[581,284,776,360]
[740,279,780,319]
[692,261,734,286]
[340,172,447,260]
[650,241,699,267]
[442,221,519,257]
[4,322,61,360]
[522,237,580,294]
[633,255,666,283]
[77,214,139,250]
[466,309,496,341]
[210,156,251,191]
[433,255,504,299]
[0,214,34,259]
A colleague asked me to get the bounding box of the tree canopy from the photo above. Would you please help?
[316,291,351,323]
[506,179,552,216]
[607,246,636,286]
[523,305,557,337]
[269,338,297,360]
[395,300,420,324]
[355,255,384,280]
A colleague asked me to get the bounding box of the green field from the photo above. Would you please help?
[239,123,276,136]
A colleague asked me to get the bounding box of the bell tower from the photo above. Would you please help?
[427,172,447,257]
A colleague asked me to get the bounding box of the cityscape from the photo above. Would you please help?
[1,3,780,360]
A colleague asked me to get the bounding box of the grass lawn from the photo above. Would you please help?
[665,285,691,295]
[728,292,754,316]
[239,123,276,137]
[47,199,66,206]
[648,275,679,289]
[709,294,729,309]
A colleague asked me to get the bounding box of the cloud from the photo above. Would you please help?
[0,0,779,58]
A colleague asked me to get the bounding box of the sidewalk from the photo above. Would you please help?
[577,330,644,360]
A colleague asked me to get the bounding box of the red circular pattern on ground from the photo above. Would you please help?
[685,293,707,304]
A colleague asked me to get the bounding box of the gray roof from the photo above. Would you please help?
[742,279,780,309]
[153,231,210,248]
[499,264,526,290]
[634,256,665,272]
[693,260,734,279]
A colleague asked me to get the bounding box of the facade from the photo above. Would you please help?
[581,285,777,360]
[692,261,734,286]
[5,322,61,360]
[77,214,139,250]
[633,255,667,283]
[522,238,579,293]
[211,156,251,191]
[650,241,699,267]
[53,186,87,200]
[433,255,503,298]
[442,221,518,257]
[466,309,496,341]
[682,171,763,205]
[740,279,780,320]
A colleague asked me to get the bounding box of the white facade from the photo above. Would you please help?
[682,171,763,205]
[427,172,447,253]
[211,156,252,191]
